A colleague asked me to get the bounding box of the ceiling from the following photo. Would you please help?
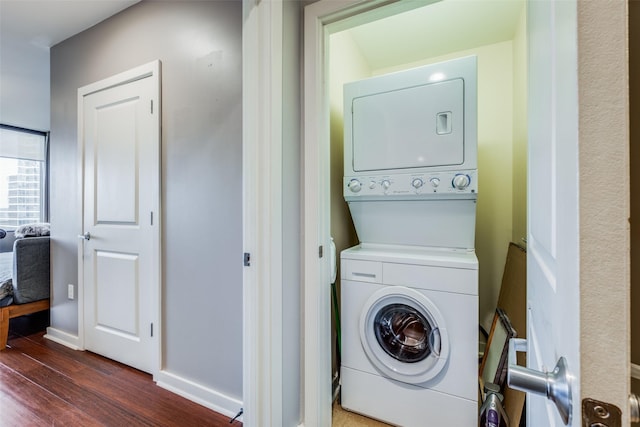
[0,0,524,61]
[0,0,140,49]
[344,0,525,71]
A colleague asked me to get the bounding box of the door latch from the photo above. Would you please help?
[582,398,621,427]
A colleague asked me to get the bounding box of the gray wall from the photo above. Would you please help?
[282,2,303,424]
[0,24,50,131]
[50,0,242,402]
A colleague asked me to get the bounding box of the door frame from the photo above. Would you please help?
[242,1,284,425]
[76,60,162,377]
[301,1,439,425]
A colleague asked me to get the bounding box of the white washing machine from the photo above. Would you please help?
[340,56,479,425]
[340,245,478,426]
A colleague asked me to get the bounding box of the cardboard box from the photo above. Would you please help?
[496,242,527,426]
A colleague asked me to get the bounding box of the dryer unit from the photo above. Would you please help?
[340,245,479,426]
[343,56,478,249]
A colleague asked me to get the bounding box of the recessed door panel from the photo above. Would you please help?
[95,250,140,338]
[352,79,464,172]
[95,98,139,225]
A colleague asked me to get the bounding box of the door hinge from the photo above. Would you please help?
[319,245,323,258]
[582,398,621,427]
[150,323,154,337]
[243,252,251,267]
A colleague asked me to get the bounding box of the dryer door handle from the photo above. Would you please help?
[352,272,377,279]
[429,328,441,357]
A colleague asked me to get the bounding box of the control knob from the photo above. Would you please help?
[347,179,362,193]
[411,178,424,189]
[430,177,440,188]
[452,174,471,190]
[381,179,391,191]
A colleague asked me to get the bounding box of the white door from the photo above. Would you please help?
[526,1,580,425]
[79,62,161,374]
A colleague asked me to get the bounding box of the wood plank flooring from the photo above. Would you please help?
[1,316,241,427]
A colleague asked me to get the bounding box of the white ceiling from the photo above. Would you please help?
[0,0,140,130]
[0,0,140,49]
[0,0,524,64]
[345,0,525,71]
[0,0,523,130]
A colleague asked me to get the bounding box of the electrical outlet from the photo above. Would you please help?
[68,284,74,300]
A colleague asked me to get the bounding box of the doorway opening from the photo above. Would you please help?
[303,0,528,424]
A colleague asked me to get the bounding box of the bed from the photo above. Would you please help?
[0,230,51,350]
[0,251,12,306]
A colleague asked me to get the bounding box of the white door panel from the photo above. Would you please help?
[95,97,140,224]
[95,251,140,337]
[526,1,579,425]
[80,63,160,374]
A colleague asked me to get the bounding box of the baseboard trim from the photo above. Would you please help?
[44,327,81,350]
[155,370,243,421]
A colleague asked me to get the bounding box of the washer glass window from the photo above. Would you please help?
[360,286,449,384]
[374,303,433,363]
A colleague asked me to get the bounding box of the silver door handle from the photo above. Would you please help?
[507,338,572,425]
[630,393,640,423]
[77,232,91,241]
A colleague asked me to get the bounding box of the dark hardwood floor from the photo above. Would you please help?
[1,313,241,426]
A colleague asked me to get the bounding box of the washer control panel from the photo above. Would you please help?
[344,170,477,198]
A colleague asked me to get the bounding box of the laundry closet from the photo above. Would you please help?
[327,1,527,425]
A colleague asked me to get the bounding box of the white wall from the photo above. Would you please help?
[50,0,243,415]
[512,6,527,246]
[0,35,50,130]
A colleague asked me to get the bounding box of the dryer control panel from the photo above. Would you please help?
[344,170,477,200]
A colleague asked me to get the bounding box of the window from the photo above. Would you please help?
[0,125,48,229]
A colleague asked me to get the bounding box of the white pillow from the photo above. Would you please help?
[14,223,50,238]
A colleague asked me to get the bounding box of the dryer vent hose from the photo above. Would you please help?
[330,237,341,359]
[331,280,341,359]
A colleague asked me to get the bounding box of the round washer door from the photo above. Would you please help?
[359,286,449,384]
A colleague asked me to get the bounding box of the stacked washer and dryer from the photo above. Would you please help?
[340,56,479,426]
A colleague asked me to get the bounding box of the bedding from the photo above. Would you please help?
[14,223,49,238]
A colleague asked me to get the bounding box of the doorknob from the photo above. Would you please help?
[77,232,91,241]
[507,338,572,425]
[630,393,640,423]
